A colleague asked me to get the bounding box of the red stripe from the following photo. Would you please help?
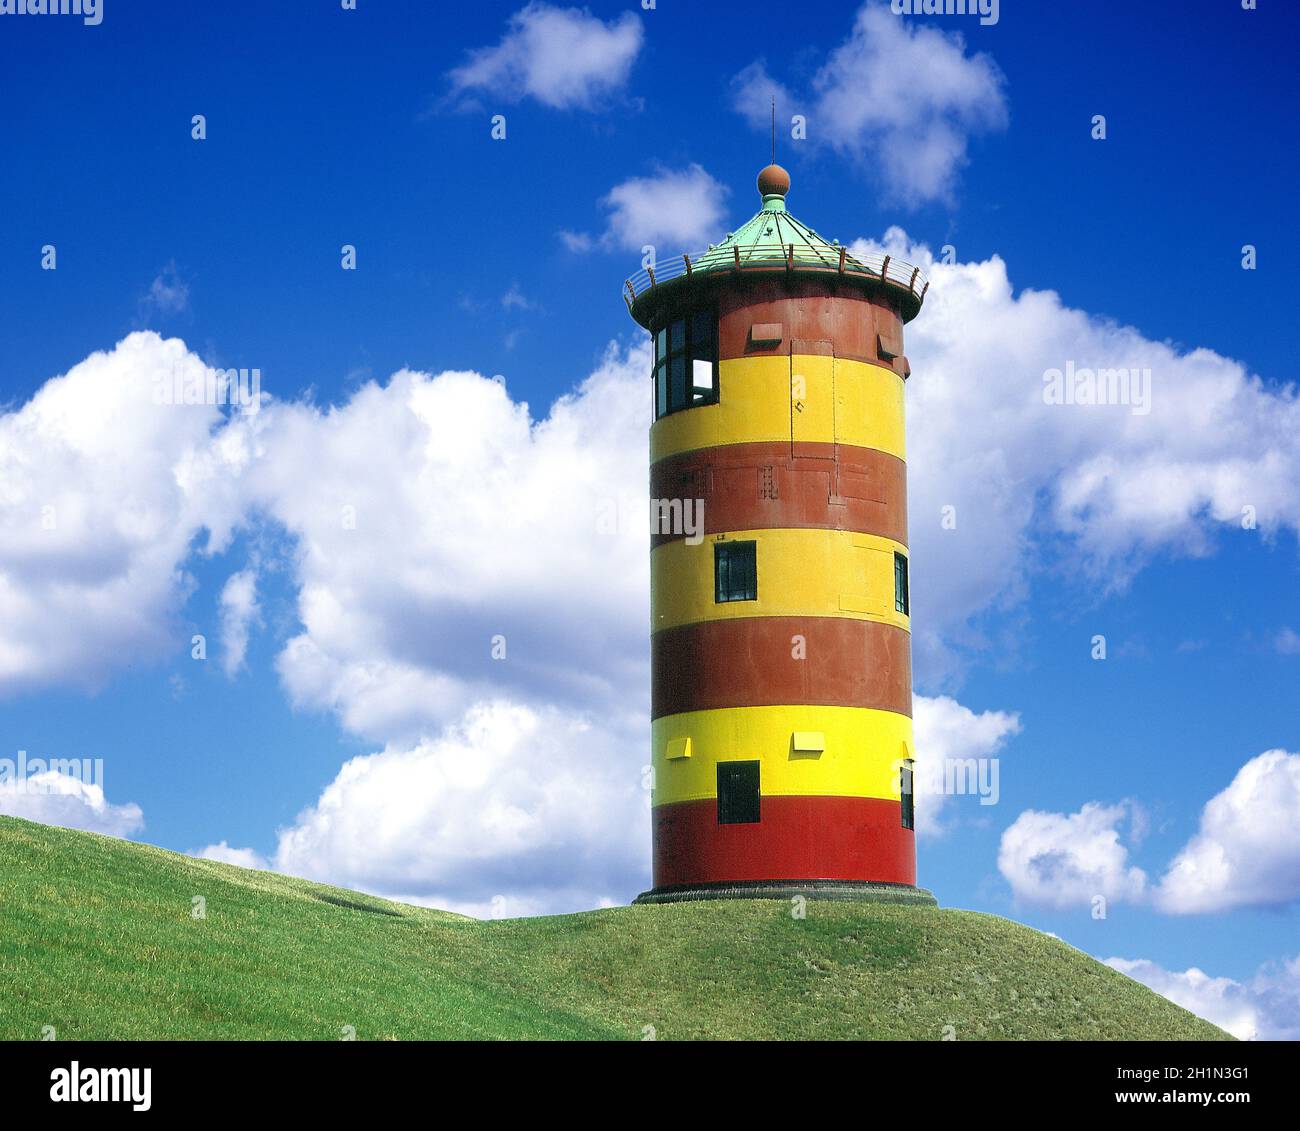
[650,441,907,548]
[716,283,910,364]
[652,616,912,719]
[652,795,915,888]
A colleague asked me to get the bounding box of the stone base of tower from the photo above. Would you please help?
[633,879,937,907]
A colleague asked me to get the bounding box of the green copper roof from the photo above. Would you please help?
[623,165,929,327]
[690,197,848,273]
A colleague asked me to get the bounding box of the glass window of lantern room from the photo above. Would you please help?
[690,310,717,405]
[653,310,717,419]
[670,357,687,412]
[692,358,715,404]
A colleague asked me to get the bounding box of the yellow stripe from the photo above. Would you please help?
[651,704,913,805]
[652,527,910,633]
[650,354,906,464]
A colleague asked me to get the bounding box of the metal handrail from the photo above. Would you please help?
[624,243,929,309]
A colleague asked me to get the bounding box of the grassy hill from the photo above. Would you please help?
[0,815,1228,1040]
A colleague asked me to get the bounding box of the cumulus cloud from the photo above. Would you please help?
[566,165,729,254]
[447,3,643,111]
[0,331,655,912]
[0,332,255,695]
[10,220,1300,914]
[250,344,650,745]
[912,695,1020,834]
[190,840,269,870]
[998,801,1149,911]
[1156,750,1300,914]
[1000,753,1300,916]
[0,771,144,838]
[218,568,259,677]
[273,701,647,913]
[732,6,1008,204]
[21,235,1289,715]
[853,228,1300,685]
[1106,955,1300,1041]
[243,349,658,912]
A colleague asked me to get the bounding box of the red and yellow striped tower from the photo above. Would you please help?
[626,164,935,904]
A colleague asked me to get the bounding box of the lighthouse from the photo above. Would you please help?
[625,164,935,905]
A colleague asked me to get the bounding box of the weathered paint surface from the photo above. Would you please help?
[636,178,924,899]
[652,796,915,887]
[716,286,910,375]
[652,617,912,719]
[651,527,910,633]
[650,703,912,805]
[649,354,906,464]
[650,441,908,549]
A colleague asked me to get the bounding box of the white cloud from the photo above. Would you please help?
[401,889,620,920]
[191,840,269,870]
[501,283,533,311]
[0,771,143,838]
[11,216,1300,913]
[0,332,255,695]
[139,262,190,319]
[218,568,259,677]
[273,700,647,913]
[557,229,594,253]
[447,3,643,111]
[1156,750,1300,914]
[251,344,650,745]
[999,751,1300,917]
[0,333,656,910]
[853,228,1300,685]
[998,801,1148,910]
[912,694,1019,833]
[732,6,1008,204]
[570,165,730,254]
[1106,955,1300,1041]
[1275,627,1300,655]
[23,228,1293,719]
[245,348,656,912]
[730,61,795,136]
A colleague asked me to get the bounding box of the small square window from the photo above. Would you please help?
[900,759,915,831]
[894,551,910,615]
[717,761,760,825]
[715,541,757,603]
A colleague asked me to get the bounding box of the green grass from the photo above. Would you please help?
[0,815,1228,1040]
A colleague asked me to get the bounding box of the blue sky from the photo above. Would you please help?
[2,1,1299,1039]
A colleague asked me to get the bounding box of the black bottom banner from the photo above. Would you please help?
[0,1038,1290,1117]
